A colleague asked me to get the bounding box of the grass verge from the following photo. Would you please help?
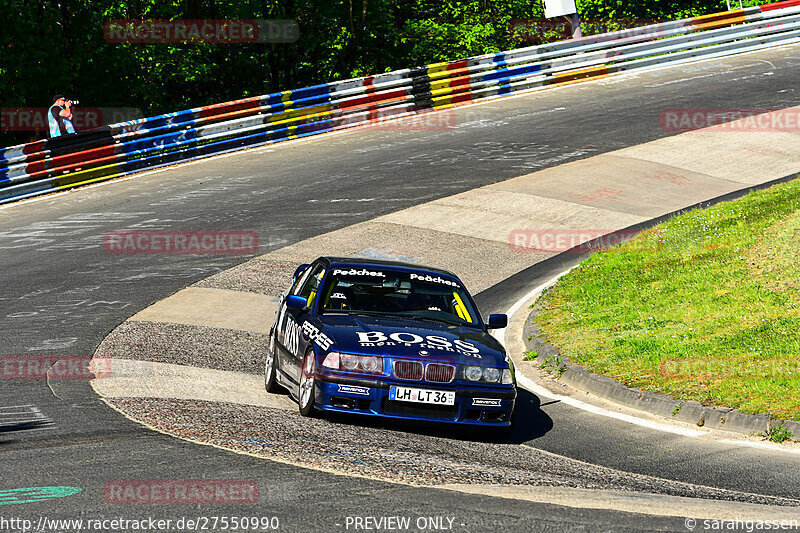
[535,178,800,421]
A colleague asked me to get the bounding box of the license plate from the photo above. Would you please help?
[389,386,455,406]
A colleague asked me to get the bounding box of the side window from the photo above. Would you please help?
[290,265,313,296]
[294,264,326,307]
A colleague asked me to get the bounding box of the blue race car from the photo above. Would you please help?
[265,257,516,430]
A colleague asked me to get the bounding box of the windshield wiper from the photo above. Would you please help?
[402,315,463,326]
[323,310,408,319]
[323,309,471,327]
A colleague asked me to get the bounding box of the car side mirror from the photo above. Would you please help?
[486,314,507,329]
[286,294,309,312]
[292,264,310,284]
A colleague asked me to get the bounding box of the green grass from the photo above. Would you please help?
[535,178,800,421]
[538,355,566,378]
[763,424,794,444]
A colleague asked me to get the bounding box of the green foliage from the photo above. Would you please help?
[0,0,786,146]
[538,354,565,377]
[763,424,794,443]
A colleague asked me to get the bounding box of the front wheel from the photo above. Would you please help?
[298,349,317,417]
[264,330,280,393]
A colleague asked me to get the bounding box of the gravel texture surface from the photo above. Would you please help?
[97,320,267,374]
[193,257,297,295]
[97,318,800,507]
[109,396,800,507]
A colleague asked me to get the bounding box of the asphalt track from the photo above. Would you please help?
[2,45,800,531]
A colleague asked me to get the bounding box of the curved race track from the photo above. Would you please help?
[2,45,800,531]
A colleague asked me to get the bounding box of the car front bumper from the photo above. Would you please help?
[313,372,516,427]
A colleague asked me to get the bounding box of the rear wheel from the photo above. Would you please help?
[264,330,279,393]
[298,349,317,417]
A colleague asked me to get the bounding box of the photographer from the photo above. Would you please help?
[48,94,77,138]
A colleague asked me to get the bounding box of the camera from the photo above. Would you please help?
[67,98,80,105]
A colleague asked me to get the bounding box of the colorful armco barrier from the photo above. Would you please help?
[2,0,800,204]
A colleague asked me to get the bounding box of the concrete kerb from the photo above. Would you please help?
[781,421,800,438]
[440,484,800,522]
[523,309,780,436]
[514,172,800,441]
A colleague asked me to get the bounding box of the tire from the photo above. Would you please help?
[498,420,514,441]
[477,422,512,443]
[264,330,280,393]
[478,408,515,442]
[298,349,317,417]
[496,406,517,441]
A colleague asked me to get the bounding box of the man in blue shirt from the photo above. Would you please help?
[48,94,76,138]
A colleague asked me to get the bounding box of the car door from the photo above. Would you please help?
[274,262,325,385]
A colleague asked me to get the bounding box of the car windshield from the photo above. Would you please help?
[319,267,481,327]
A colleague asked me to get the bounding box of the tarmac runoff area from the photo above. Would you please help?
[93,107,800,514]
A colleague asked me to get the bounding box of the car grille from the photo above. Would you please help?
[425,363,455,383]
[382,399,459,420]
[393,360,423,380]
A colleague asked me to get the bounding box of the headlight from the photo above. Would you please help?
[483,367,501,383]
[462,365,509,383]
[340,353,359,370]
[361,356,381,373]
[502,368,514,385]
[322,352,383,374]
[465,366,483,381]
[322,352,340,369]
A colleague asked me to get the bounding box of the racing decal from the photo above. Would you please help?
[355,331,481,355]
[409,273,460,287]
[301,321,333,350]
[306,268,325,308]
[332,268,386,278]
[276,302,302,356]
[471,398,502,407]
[451,292,473,323]
[275,302,294,354]
[276,301,333,353]
[336,384,370,396]
[281,314,302,356]
[275,300,287,332]
[331,292,347,299]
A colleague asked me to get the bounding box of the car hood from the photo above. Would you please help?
[316,313,506,367]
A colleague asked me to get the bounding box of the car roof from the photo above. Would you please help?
[318,256,460,280]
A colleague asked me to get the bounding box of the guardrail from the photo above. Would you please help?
[2,0,800,205]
